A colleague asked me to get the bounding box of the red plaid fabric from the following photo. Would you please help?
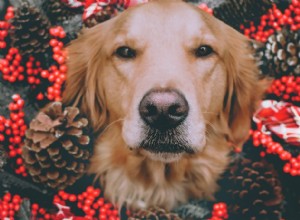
[83,1,110,19]
[253,100,300,147]
[62,0,144,20]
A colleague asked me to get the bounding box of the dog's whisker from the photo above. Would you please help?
[202,111,218,115]
[204,120,219,134]
[100,118,125,135]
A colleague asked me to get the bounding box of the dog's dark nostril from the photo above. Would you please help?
[139,89,189,130]
[146,105,158,116]
[169,104,185,116]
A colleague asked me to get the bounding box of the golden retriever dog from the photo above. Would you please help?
[63,0,265,210]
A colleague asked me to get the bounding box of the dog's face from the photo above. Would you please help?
[63,1,262,163]
[114,3,228,162]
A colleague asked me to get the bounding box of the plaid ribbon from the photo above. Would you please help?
[253,100,300,147]
[53,203,87,219]
[62,0,148,20]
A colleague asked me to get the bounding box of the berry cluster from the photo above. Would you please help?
[252,130,300,176]
[31,203,52,220]
[0,95,27,176]
[0,48,24,83]
[4,6,14,21]
[283,156,300,176]
[40,64,67,101]
[0,26,68,102]
[209,202,228,220]
[49,26,66,65]
[0,6,14,49]
[0,194,52,220]
[241,0,300,42]
[25,56,43,86]
[53,186,120,220]
[267,76,300,104]
[0,192,22,220]
[0,49,47,85]
[198,3,213,15]
[0,22,9,49]
[0,187,122,219]
[44,26,67,101]
[0,117,9,143]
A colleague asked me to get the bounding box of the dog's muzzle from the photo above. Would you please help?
[138,88,193,154]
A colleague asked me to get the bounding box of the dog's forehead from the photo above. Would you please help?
[115,1,221,43]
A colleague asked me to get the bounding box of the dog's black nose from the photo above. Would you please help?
[139,89,189,130]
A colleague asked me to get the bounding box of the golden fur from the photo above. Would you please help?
[63,0,265,210]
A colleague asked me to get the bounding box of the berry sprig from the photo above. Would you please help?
[25,56,43,87]
[0,193,52,220]
[267,76,300,104]
[40,64,67,101]
[53,186,120,220]
[0,26,67,103]
[252,130,300,176]
[0,95,27,176]
[49,26,66,66]
[209,202,228,220]
[31,203,52,220]
[0,21,10,49]
[4,6,14,21]
[8,94,27,176]
[0,47,24,83]
[0,6,14,49]
[0,116,8,143]
[0,187,121,219]
[40,26,68,102]
[0,192,22,220]
[0,49,45,85]
[240,1,300,42]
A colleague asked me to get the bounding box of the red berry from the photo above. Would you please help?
[59,31,66,39]
[41,70,49,78]
[49,39,58,47]
[69,194,77,202]
[36,93,44,100]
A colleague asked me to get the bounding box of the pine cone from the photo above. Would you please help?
[10,2,51,58]
[218,157,284,220]
[129,207,182,220]
[211,0,273,29]
[84,6,117,28]
[42,0,83,24]
[263,28,300,77]
[22,102,93,190]
[251,40,274,77]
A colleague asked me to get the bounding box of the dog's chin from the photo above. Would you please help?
[141,149,183,163]
[124,125,199,163]
[139,142,195,163]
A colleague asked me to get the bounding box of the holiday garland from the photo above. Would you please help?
[0,0,299,219]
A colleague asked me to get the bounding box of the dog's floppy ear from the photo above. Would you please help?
[222,28,268,147]
[62,25,108,133]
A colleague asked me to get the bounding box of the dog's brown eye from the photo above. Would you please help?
[115,46,136,59]
[195,45,213,57]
